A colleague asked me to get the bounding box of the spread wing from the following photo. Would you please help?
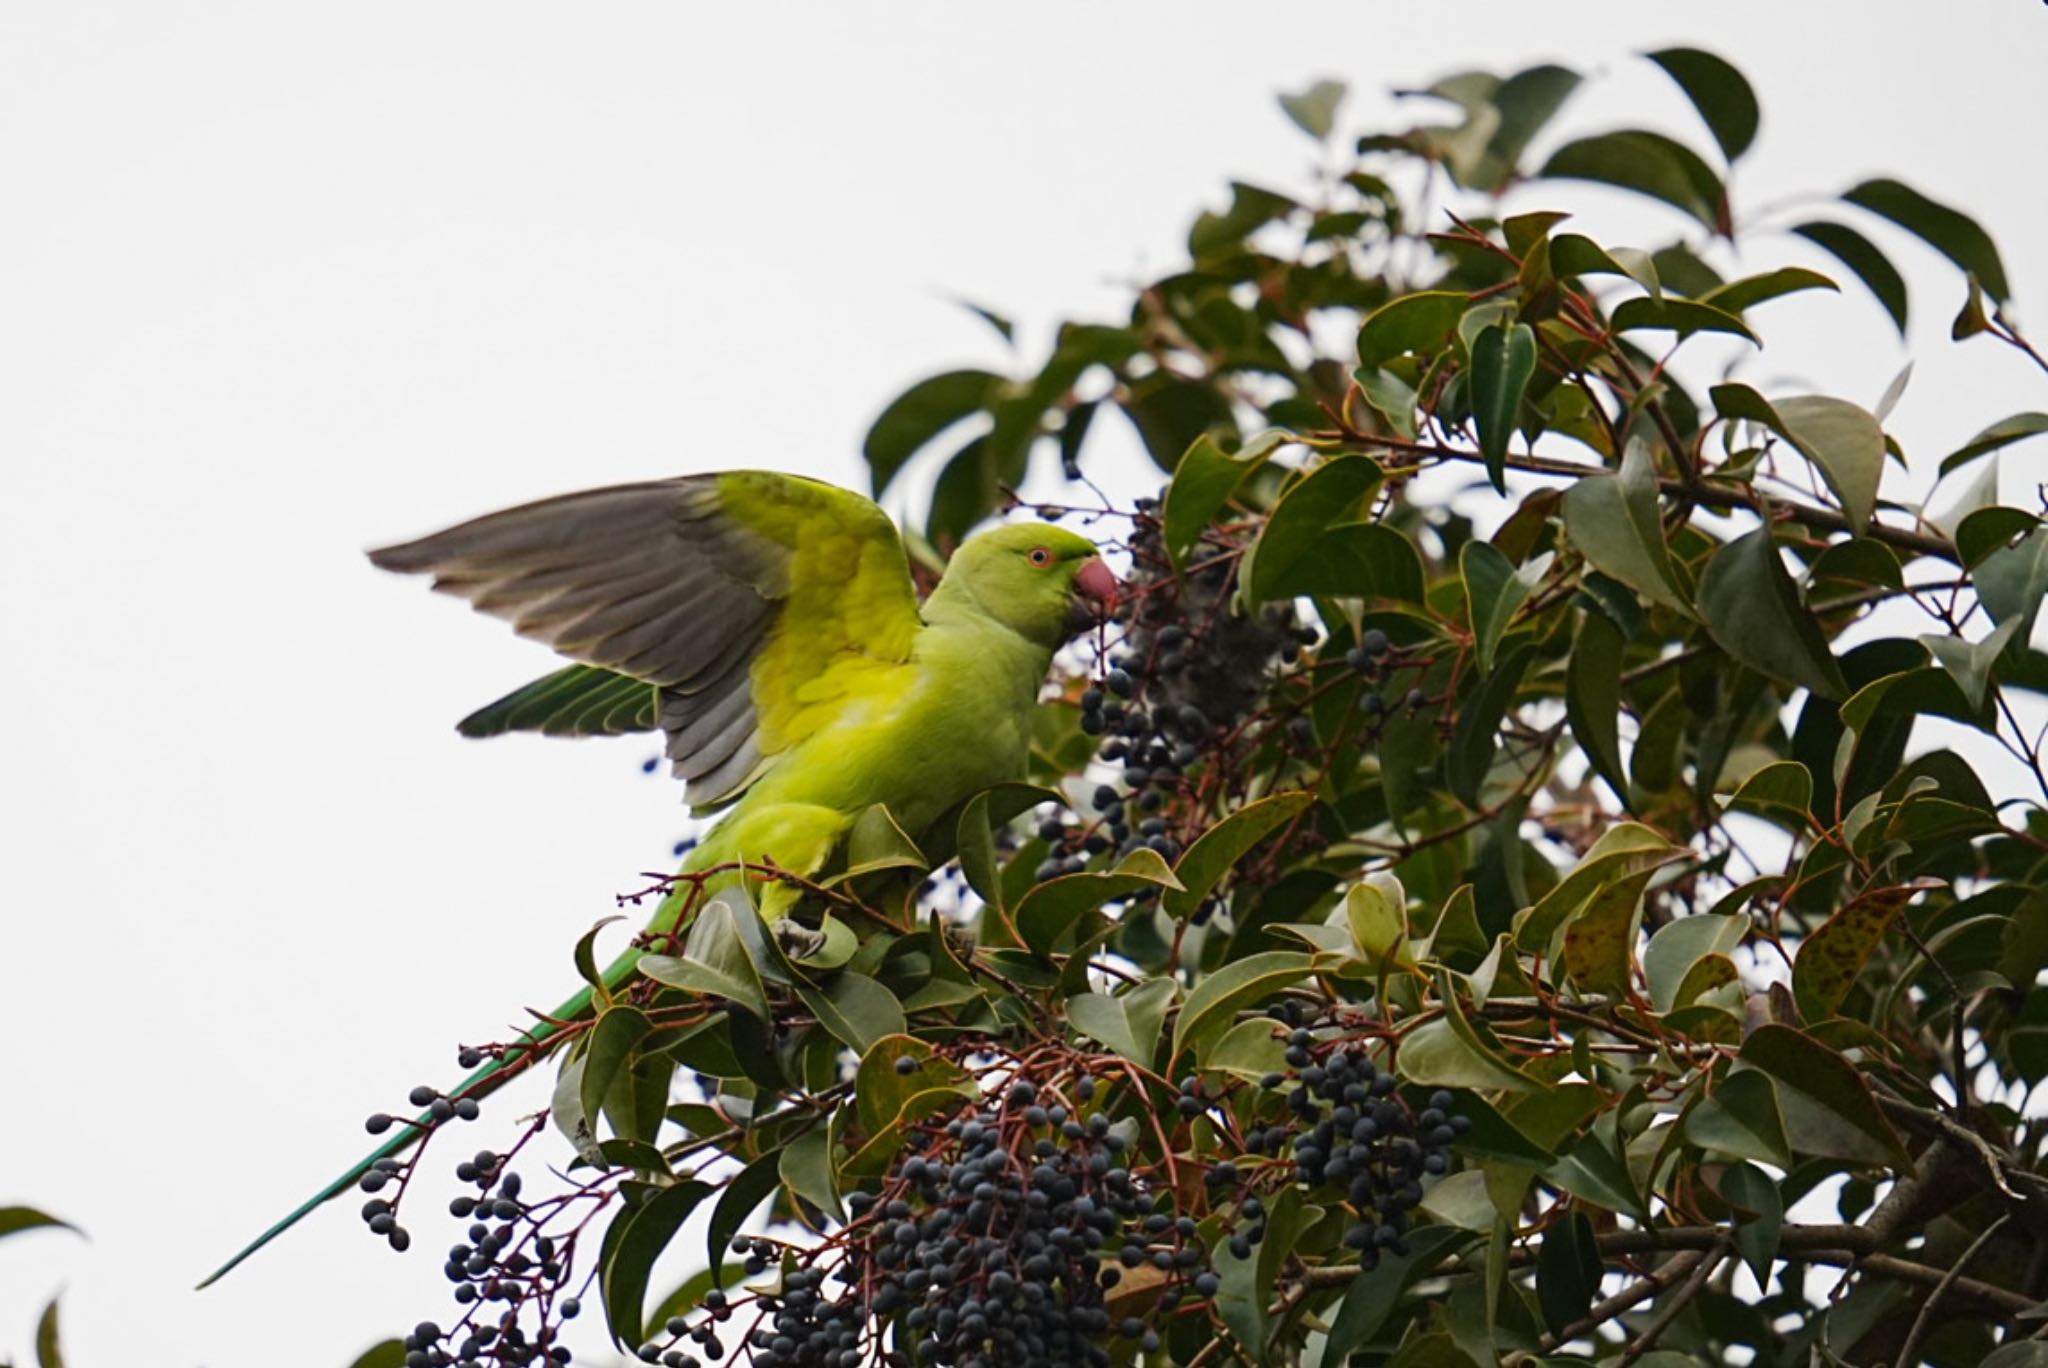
[369,471,924,808]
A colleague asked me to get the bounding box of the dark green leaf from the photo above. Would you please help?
[863,369,1000,497]
[1469,322,1536,491]
[1740,1024,1912,1166]
[1321,1227,1476,1364]
[35,1296,65,1368]
[1844,177,2010,301]
[1700,266,1837,315]
[1939,411,2048,477]
[1978,527,2048,644]
[1791,220,1908,335]
[1695,528,1849,699]
[1014,848,1181,958]
[1163,431,1286,571]
[1725,760,1814,831]
[1172,951,1315,1059]
[1565,608,1628,807]
[1644,48,1759,162]
[1549,233,1662,294]
[1400,976,1538,1091]
[1278,79,1346,140]
[1718,1163,1785,1285]
[853,1035,976,1140]
[1559,441,1690,617]
[1609,295,1756,343]
[1535,1210,1602,1336]
[1540,130,1727,233]
[1241,457,1384,604]
[1356,291,1467,368]
[1256,521,1423,602]
[1163,790,1314,920]
[574,916,626,997]
[602,1180,713,1347]
[580,1006,655,1139]
[639,896,770,1022]
[1684,1068,1792,1168]
[0,1208,80,1243]
[1066,978,1178,1065]
[795,971,906,1054]
[1447,643,1534,808]
[344,1341,407,1368]
[706,1154,782,1287]
[780,1126,841,1220]
[1461,541,1533,676]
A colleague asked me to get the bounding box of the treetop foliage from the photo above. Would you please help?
[100,45,2048,1368]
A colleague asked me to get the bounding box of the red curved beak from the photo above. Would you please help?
[1075,557,1120,611]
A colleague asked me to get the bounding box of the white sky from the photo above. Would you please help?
[6,4,2048,1365]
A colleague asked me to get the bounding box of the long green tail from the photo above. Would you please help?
[194,949,643,1289]
[197,818,768,1288]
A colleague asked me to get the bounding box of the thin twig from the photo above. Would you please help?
[1617,1243,1727,1366]
[1539,1249,1707,1352]
[1894,1214,2010,1368]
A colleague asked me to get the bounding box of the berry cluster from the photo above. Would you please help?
[1238,1027,1467,1265]
[1036,494,1311,886]
[634,1070,1210,1368]
[365,1091,598,1368]
[1338,627,1429,721]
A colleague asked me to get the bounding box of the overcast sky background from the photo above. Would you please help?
[6,4,2048,1365]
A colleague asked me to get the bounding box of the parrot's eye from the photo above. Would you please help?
[1027,546,1053,567]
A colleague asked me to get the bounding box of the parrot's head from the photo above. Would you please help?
[941,522,1117,648]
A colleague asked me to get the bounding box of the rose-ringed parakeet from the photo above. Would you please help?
[200,470,1112,1284]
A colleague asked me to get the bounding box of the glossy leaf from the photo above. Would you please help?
[1609,295,1756,343]
[1941,411,2048,477]
[1067,978,1178,1064]
[796,971,906,1054]
[1740,1024,1911,1166]
[1718,1163,1785,1284]
[1540,130,1726,232]
[1700,266,1837,316]
[1684,1069,1791,1168]
[1447,643,1534,808]
[1791,219,1908,335]
[602,1180,714,1347]
[1163,431,1286,571]
[1163,790,1314,920]
[1559,441,1690,617]
[1014,848,1181,958]
[863,369,1000,496]
[705,1153,781,1286]
[1172,951,1315,1058]
[1240,456,1384,604]
[1564,608,1628,806]
[1645,47,1758,162]
[1695,529,1849,699]
[1844,177,2010,301]
[1468,322,1536,491]
[1356,291,1466,368]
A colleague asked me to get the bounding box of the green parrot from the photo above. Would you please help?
[201,469,1113,1285]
